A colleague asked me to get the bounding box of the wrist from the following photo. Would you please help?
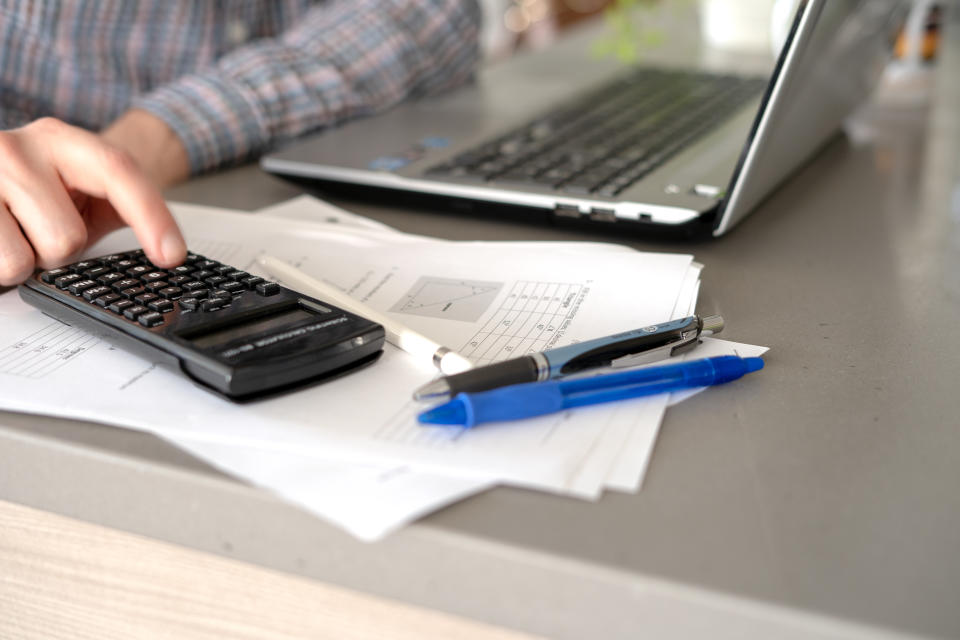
[101,109,191,188]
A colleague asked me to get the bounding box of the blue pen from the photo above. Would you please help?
[418,355,764,428]
[413,314,725,401]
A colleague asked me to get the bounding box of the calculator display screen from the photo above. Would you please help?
[189,308,317,349]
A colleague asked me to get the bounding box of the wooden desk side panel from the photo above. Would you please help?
[0,499,540,640]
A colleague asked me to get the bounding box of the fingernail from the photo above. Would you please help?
[161,229,187,265]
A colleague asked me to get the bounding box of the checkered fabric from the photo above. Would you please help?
[0,0,480,173]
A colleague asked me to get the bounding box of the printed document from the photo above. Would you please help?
[0,198,765,539]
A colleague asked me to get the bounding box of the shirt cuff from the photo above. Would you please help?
[133,71,274,175]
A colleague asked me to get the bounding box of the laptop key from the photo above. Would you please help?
[532,168,572,187]
[594,184,622,198]
[561,170,617,194]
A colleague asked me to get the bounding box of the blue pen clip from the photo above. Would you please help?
[544,314,725,374]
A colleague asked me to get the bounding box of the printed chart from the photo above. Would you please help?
[0,322,100,379]
[390,276,502,322]
[458,279,585,366]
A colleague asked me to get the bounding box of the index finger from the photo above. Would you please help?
[41,119,187,267]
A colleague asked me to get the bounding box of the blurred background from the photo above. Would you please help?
[477,1,940,72]
[477,0,790,60]
[479,0,626,59]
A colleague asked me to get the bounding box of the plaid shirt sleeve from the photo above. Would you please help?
[134,0,481,175]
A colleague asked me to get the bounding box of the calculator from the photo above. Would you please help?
[18,249,385,400]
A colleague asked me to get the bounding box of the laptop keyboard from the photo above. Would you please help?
[426,68,767,198]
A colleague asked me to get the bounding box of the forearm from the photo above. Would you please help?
[133,0,480,175]
[100,109,191,188]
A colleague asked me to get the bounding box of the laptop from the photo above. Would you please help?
[262,0,909,237]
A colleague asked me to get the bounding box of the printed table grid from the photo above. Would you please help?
[0,322,101,379]
[459,280,583,366]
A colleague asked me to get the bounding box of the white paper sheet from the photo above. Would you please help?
[168,438,496,541]
[253,195,400,232]
[0,207,691,477]
[0,200,767,539]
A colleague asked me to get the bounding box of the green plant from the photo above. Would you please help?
[590,0,673,63]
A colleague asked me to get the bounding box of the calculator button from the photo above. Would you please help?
[95,293,122,308]
[256,282,280,296]
[83,266,110,279]
[192,269,215,281]
[207,293,232,307]
[97,272,124,286]
[204,275,228,288]
[197,260,218,269]
[229,271,250,282]
[120,286,146,299]
[41,268,70,284]
[167,275,191,286]
[135,293,160,306]
[108,299,134,314]
[158,286,183,300]
[242,276,264,289]
[171,265,194,275]
[115,259,138,271]
[123,305,148,320]
[68,279,97,295]
[126,265,151,278]
[55,273,83,289]
[141,271,167,283]
[201,298,227,312]
[144,280,169,293]
[68,260,99,273]
[112,278,140,291]
[99,254,124,264]
[126,249,145,259]
[148,299,174,313]
[184,253,201,264]
[182,281,207,292]
[220,281,244,295]
[179,297,201,311]
[137,312,164,328]
[188,289,209,300]
[82,286,112,301]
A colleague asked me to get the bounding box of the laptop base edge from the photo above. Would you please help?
[272,174,719,242]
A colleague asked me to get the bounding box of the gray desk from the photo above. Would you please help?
[3,13,960,640]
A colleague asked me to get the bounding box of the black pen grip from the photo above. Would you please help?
[446,356,539,395]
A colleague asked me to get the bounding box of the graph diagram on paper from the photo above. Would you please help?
[389,276,503,322]
[392,277,586,366]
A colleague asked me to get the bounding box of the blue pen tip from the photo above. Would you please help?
[744,357,765,373]
[417,398,468,426]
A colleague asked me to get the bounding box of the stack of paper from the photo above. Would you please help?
[0,196,766,540]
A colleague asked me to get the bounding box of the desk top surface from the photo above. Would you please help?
[3,9,960,640]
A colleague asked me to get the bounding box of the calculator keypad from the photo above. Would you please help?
[37,250,281,329]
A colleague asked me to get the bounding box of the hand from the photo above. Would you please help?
[0,117,186,286]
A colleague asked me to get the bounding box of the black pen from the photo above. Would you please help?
[412,314,724,401]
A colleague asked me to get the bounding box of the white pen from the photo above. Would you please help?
[257,255,474,375]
